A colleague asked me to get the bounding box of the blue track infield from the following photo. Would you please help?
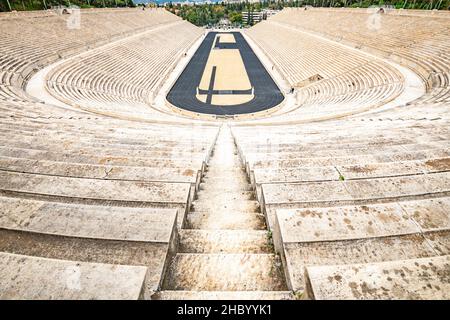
[166,32,284,116]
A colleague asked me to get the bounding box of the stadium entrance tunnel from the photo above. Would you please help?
[167,32,284,116]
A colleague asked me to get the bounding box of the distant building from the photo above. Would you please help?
[262,9,279,19]
[165,1,195,6]
[217,18,232,28]
[242,10,261,25]
[224,0,260,3]
[242,9,279,25]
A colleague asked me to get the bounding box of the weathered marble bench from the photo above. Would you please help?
[0,196,180,297]
[0,170,192,227]
[272,198,450,292]
[0,252,148,300]
[306,255,450,299]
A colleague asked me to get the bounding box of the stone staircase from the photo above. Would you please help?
[155,125,293,300]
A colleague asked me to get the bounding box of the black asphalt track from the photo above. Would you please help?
[166,32,284,116]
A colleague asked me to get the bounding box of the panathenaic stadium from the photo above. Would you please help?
[0,5,449,301]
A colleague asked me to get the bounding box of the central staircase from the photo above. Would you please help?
[154,125,293,300]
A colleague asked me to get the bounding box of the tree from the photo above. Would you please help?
[229,11,242,24]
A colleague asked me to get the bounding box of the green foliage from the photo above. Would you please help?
[229,11,243,24]
[167,1,285,27]
[299,0,450,9]
[266,230,274,251]
[294,291,305,300]
[1,0,135,12]
[1,0,449,15]
[167,3,231,27]
[165,1,450,28]
[261,0,450,10]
